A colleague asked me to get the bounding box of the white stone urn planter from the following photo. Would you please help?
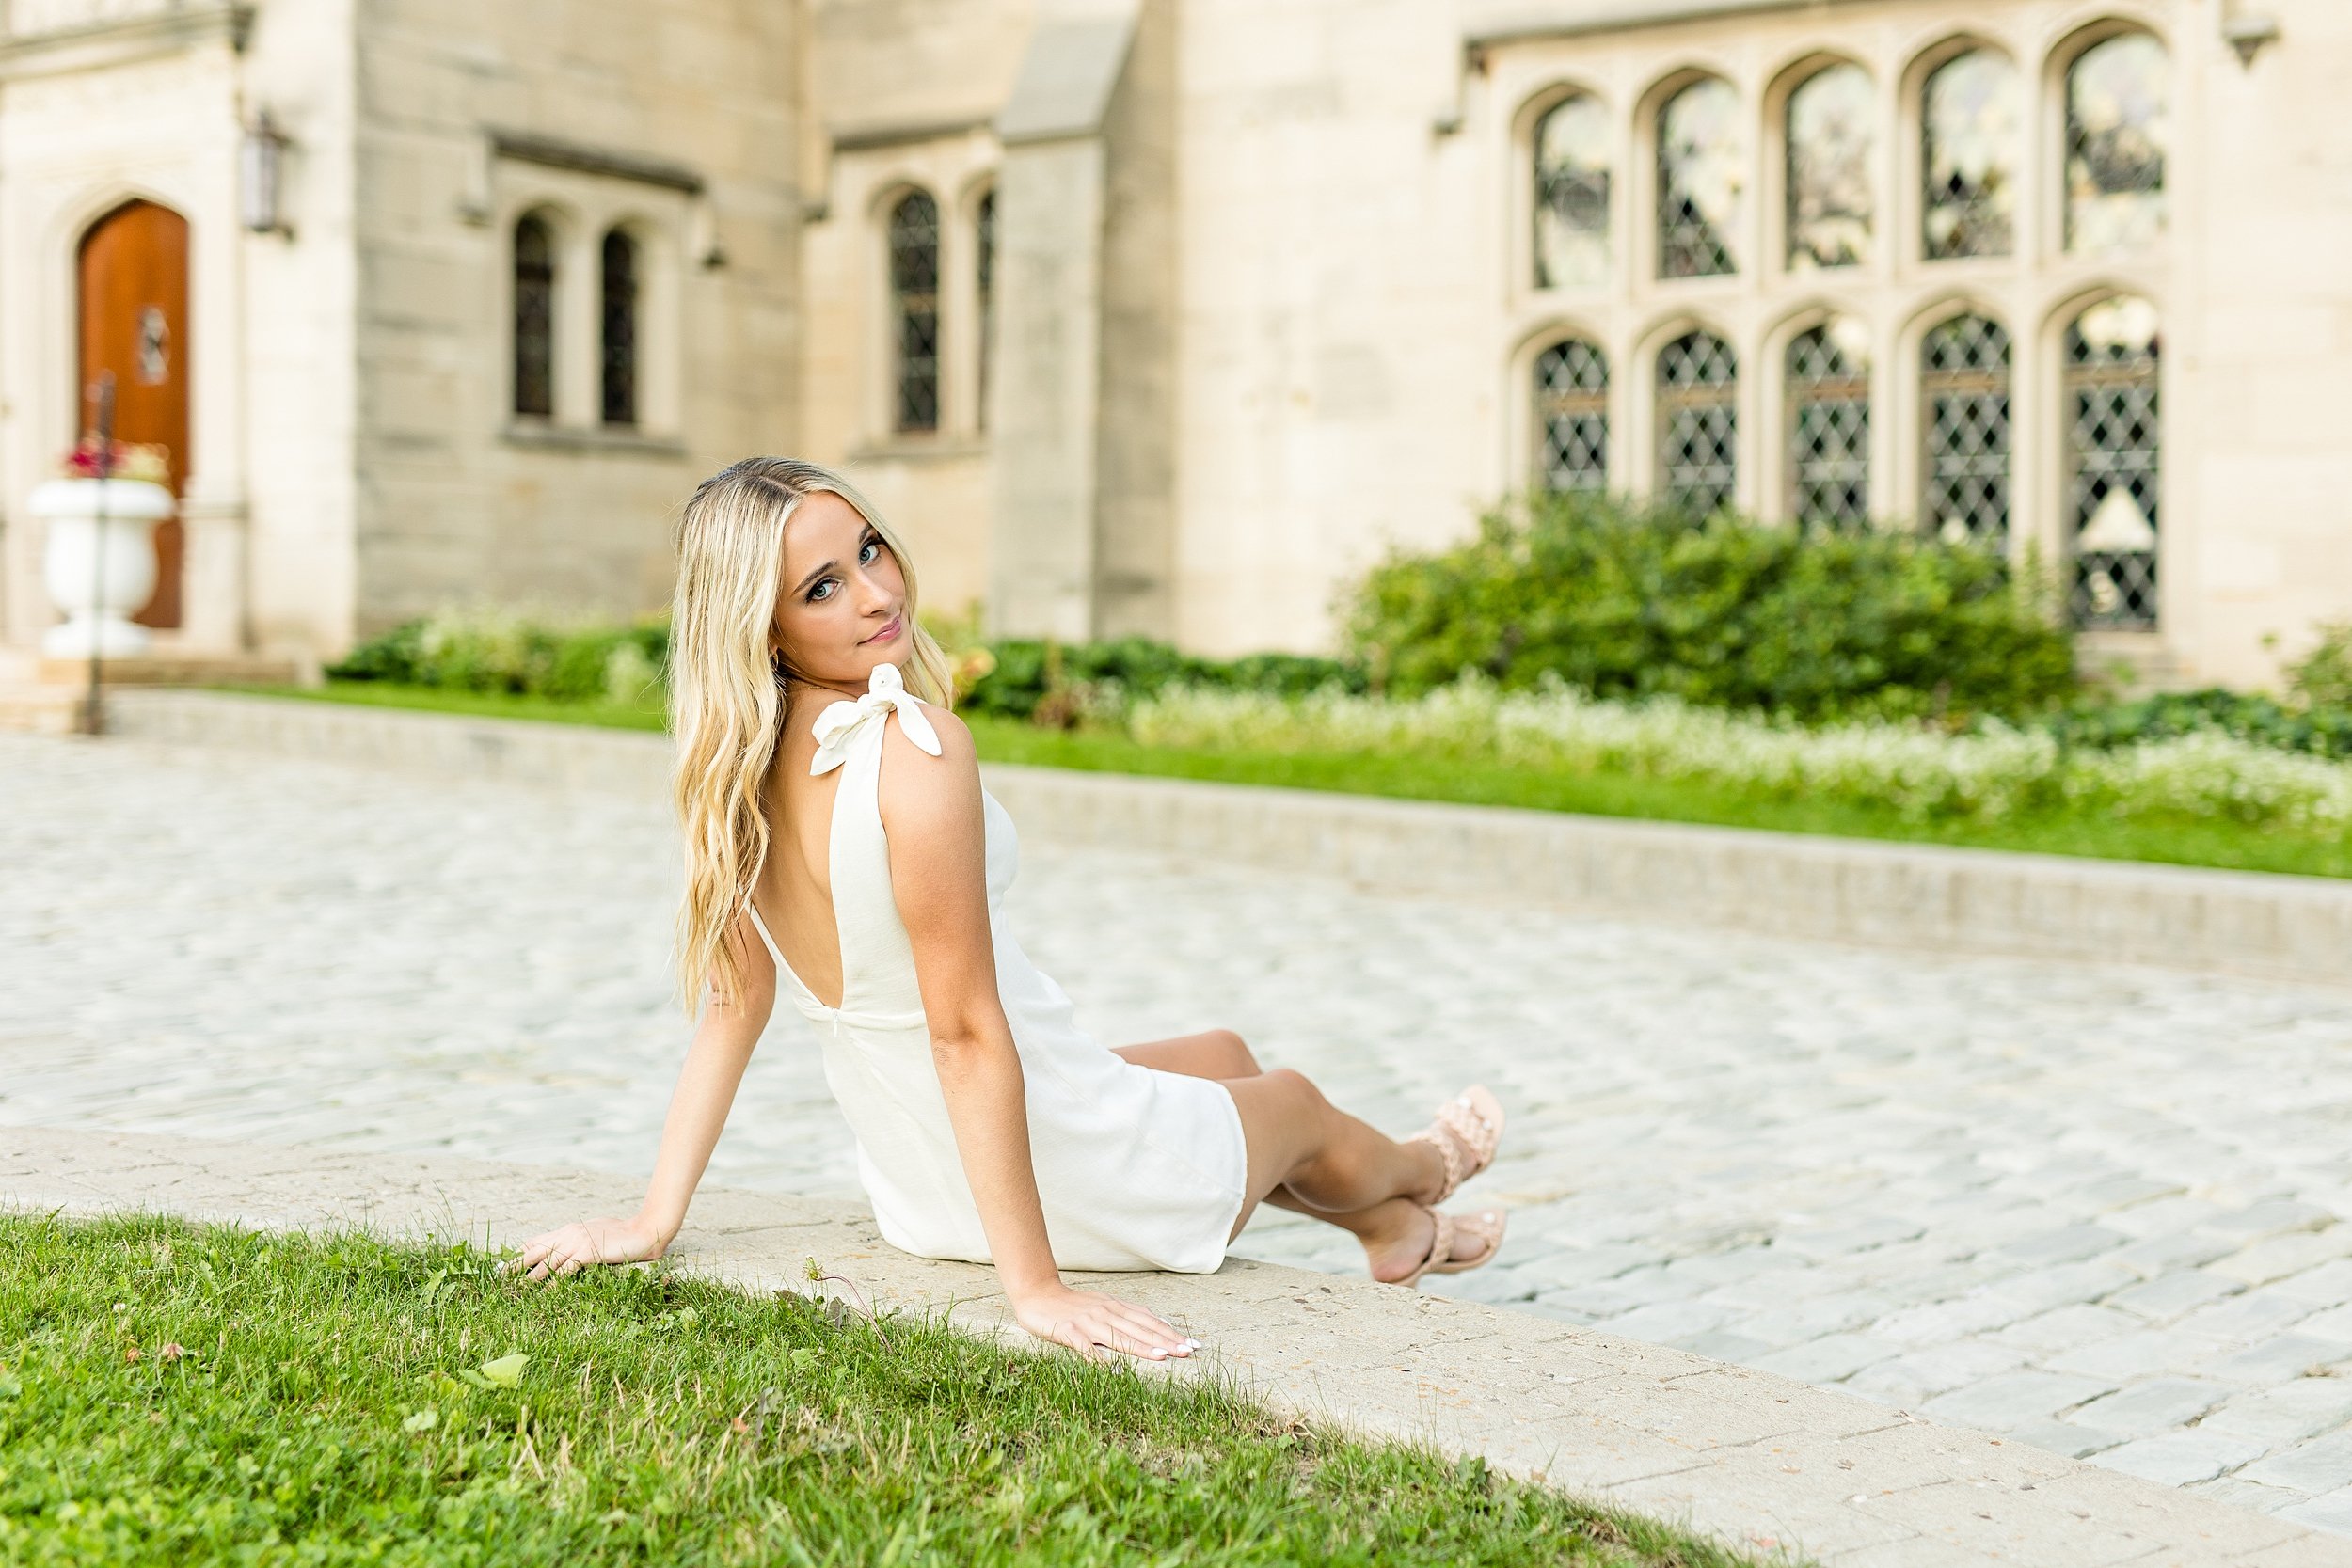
[33,477,176,657]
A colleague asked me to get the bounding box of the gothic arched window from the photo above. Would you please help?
[2066,34,2168,254]
[1920,312,2012,546]
[1787,63,1873,271]
[976,187,997,430]
[1534,338,1609,492]
[512,213,556,418]
[599,228,639,427]
[1788,319,1870,529]
[888,190,942,433]
[1534,92,1610,290]
[1657,329,1738,514]
[1922,50,2019,261]
[2067,294,2161,627]
[1657,78,1740,279]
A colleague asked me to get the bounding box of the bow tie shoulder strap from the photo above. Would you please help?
[808,662,945,775]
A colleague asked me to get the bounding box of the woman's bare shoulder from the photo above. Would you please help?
[876,700,980,826]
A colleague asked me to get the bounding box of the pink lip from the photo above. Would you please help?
[863,614,905,645]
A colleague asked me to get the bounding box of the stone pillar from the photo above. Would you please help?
[987,2,1141,641]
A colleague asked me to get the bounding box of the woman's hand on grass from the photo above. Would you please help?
[507,1216,668,1280]
[1011,1283,1200,1363]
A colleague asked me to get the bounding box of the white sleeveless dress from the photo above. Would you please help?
[741,664,1251,1274]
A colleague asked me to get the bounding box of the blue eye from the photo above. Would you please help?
[808,578,837,602]
[859,536,882,563]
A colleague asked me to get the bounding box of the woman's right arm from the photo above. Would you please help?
[510,924,775,1279]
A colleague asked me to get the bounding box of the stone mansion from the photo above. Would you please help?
[0,0,2344,687]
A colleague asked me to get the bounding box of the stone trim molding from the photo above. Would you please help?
[6,1123,2341,1566]
[488,130,705,196]
[0,1,253,80]
[102,689,2352,990]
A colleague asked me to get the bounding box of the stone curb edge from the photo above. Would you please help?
[5,1122,2342,1567]
[101,689,2352,990]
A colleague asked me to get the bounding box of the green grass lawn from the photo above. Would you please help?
[222,682,2352,879]
[0,1213,1758,1567]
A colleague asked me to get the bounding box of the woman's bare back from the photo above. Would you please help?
[752,689,849,1008]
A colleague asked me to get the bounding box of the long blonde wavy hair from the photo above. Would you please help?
[668,457,954,1015]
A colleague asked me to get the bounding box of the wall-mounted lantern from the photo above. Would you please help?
[2223,7,2281,67]
[240,112,293,236]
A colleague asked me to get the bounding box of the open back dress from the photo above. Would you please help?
[741,663,1250,1274]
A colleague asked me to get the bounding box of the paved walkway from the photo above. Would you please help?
[13,1122,2347,1568]
[9,733,2352,1538]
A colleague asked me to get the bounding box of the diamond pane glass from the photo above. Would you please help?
[977,188,996,429]
[1535,93,1611,290]
[1788,321,1870,530]
[1923,51,2019,261]
[1788,63,1874,272]
[1658,78,1740,279]
[2067,295,2161,628]
[1534,338,1609,492]
[599,229,638,427]
[2066,33,2168,254]
[511,214,554,419]
[889,190,941,432]
[1657,330,1738,515]
[1919,313,2011,547]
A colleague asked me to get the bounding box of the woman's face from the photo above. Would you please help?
[770,490,911,692]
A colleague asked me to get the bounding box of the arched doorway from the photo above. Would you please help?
[77,199,189,629]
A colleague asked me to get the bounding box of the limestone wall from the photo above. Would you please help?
[346,0,804,642]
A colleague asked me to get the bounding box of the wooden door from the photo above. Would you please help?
[77,200,190,628]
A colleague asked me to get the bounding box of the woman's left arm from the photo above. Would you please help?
[881,709,1195,1363]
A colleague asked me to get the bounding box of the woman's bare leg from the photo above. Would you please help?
[1113,1032,1496,1281]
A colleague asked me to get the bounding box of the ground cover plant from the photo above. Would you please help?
[0,1212,1763,1567]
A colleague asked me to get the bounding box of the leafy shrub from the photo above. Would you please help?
[958,636,1363,724]
[2288,620,2352,711]
[1129,678,2352,830]
[329,609,669,705]
[1344,491,2078,723]
[2027,689,2352,762]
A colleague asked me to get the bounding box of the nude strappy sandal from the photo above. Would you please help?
[1396,1204,1508,1289]
[1404,1085,1505,1206]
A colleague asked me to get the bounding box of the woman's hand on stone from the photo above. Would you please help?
[1010,1283,1200,1363]
[507,1215,668,1280]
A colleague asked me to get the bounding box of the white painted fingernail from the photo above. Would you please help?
[1185,1338,1201,1348]
[1152,1347,1168,1358]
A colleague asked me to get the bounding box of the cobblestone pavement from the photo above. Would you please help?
[11,734,2352,1534]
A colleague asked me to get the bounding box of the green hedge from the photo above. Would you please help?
[328,610,667,705]
[961,637,1363,723]
[1344,492,2079,723]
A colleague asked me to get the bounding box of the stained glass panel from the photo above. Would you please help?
[2066,34,2168,254]
[1534,93,1611,290]
[1923,51,2018,261]
[2067,294,2161,628]
[512,214,554,419]
[599,229,638,427]
[1657,330,1738,515]
[889,191,941,433]
[1788,319,1870,529]
[1788,63,1873,271]
[1534,339,1608,492]
[1658,78,1740,279]
[1920,313,2011,546]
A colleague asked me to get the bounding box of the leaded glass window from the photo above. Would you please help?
[2066,34,2168,254]
[1922,51,2019,261]
[1657,330,1738,515]
[512,214,555,419]
[976,188,996,430]
[1920,313,2011,546]
[1788,319,1870,530]
[1658,78,1740,279]
[1534,92,1610,290]
[888,190,941,433]
[599,229,638,427]
[2067,295,2161,628]
[1787,63,1873,271]
[1534,339,1609,492]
